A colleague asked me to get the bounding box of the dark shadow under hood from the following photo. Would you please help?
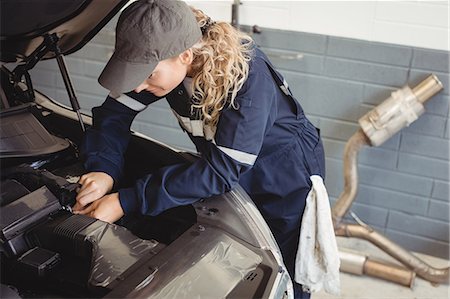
[0,0,129,63]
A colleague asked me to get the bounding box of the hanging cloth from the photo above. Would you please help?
[295,175,341,295]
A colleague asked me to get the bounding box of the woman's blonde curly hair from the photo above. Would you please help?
[189,7,254,126]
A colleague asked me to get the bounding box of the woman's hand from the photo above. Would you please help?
[74,193,124,223]
[73,172,114,211]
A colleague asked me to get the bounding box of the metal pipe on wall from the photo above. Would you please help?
[358,75,443,147]
[412,74,444,104]
[331,129,370,226]
[231,0,240,29]
[333,75,444,226]
[331,74,449,285]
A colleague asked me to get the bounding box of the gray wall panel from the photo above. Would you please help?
[327,37,413,66]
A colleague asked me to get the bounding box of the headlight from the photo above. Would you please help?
[194,185,294,299]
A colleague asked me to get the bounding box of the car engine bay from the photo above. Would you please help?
[0,74,197,298]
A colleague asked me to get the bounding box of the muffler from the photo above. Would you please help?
[332,74,449,285]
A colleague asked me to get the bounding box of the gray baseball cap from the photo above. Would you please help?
[98,0,202,93]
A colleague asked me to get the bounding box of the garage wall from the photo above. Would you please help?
[188,0,449,51]
[30,1,449,258]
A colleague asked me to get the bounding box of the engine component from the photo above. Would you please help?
[0,185,61,257]
[17,247,61,277]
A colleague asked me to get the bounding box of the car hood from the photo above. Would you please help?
[0,0,129,63]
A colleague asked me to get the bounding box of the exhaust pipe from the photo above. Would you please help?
[337,224,449,284]
[359,74,443,147]
[339,250,416,287]
[332,129,369,226]
[333,75,443,226]
[331,74,449,285]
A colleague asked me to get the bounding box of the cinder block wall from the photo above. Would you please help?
[249,28,449,259]
[30,18,449,258]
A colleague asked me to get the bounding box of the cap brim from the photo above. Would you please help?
[98,53,157,94]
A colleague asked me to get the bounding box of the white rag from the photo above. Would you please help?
[294,175,341,295]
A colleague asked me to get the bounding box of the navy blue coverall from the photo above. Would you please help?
[81,47,325,298]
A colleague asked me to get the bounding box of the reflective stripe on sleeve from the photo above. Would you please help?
[217,145,257,165]
[109,93,147,111]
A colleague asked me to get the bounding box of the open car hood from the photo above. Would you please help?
[0,0,129,63]
[0,0,129,158]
